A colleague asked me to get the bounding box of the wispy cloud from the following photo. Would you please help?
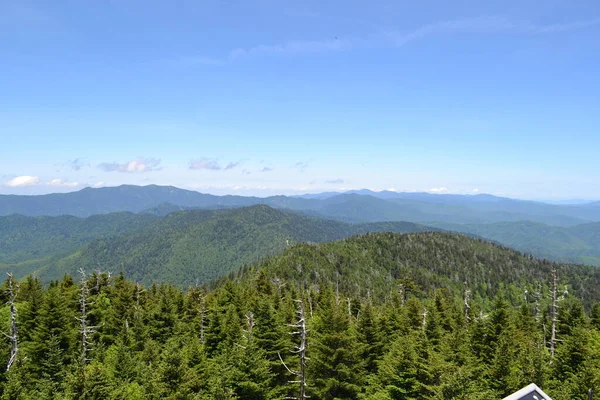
[429,187,449,193]
[189,158,242,171]
[177,16,600,65]
[224,161,241,170]
[3,175,40,187]
[230,37,353,59]
[534,18,600,34]
[98,157,161,173]
[260,166,274,172]
[190,158,221,171]
[326,179,344,184]
[384,16,600,45]
[164,56,226,68]
[67,158,89,171]
[291,161,309,172]
[48,179,80,188]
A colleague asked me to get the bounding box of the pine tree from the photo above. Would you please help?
[310,288,362,400]
[370,331,435,399]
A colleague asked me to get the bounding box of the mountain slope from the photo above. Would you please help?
[0,212,159,264]
[0,185,263,217]
[0,205,435,285]
[244,231,600,308]
[430,221,600,266]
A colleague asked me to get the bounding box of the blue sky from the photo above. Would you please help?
[1,0,599,199]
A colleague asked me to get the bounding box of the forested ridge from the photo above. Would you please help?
[5,187,600,270]
[0,206,434,285]
[431,220,600,266]
[1,232,600,399]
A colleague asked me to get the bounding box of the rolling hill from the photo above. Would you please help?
[0,212,159,264]
[0,205,436,285]
[430,220,600,266]
[235,231,600,309]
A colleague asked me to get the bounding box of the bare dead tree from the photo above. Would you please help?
[135,282,145,307]
[271,277,286,297]
[464,286,471,326]
[306,290,313,319]
[198,293,206,344]
[278,299,309,400]
[346,298,352,318]
[76,269,98,367]
[550,269,559,358]
[421,307,428,330]
[335,272,340,305]
[93,269,103,294]
[3,273,19,371]
[397,283,406,307]
[534,282,542,323]
[244,311,255,344]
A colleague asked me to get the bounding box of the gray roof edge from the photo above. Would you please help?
[502,383,552,400]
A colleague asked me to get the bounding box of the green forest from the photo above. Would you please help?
[0,206,432,285]
[1,232,600,399]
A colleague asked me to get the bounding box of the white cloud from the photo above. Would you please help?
[429,187,449,193]
[98,157,161,173]
[189,158,242,171]
[48,179,80,187]
[325,179,344,184]
[473,188,480,193]
[91,182,105,188]
[3,175,40,187]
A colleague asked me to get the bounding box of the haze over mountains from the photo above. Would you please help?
[2,184,600,276]
[2,184,599,224]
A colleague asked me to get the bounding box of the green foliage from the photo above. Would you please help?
[1,232,600,398]
[1,206,433,286]
[432,220,600,266]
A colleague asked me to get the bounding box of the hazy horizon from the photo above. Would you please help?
[0,183,597,204]
[2,1,599,200]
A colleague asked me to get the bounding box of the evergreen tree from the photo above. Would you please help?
[310,288,362,400]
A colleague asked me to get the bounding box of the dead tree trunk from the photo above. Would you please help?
[464,286,471,326]
[550,269,558,358]
[244,311,255,344]
[534,283,542,323]
[307,290,313,319]
[278,299,309,400]
[199,293,206,345]
[397,283,406,307]
[3,273,19,371]
[77,269,97,367]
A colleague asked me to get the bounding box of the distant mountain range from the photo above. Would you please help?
[0,205,435,285]
[2,185,600,226]
[3,185,600,270]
